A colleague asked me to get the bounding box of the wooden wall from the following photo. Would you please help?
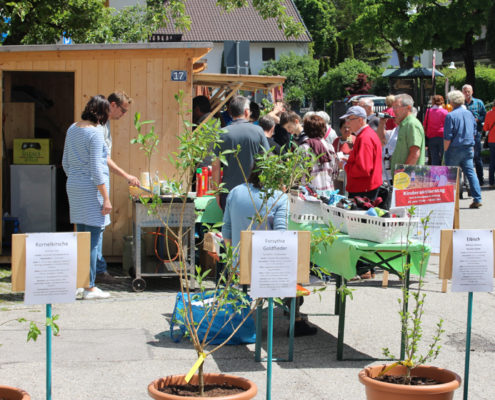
[0,46,210,256]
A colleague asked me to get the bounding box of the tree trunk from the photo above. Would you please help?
[396,49,414,68]
[463,30,476,90]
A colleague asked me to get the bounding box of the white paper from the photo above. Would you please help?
[452,230,493,292]
[392,190,456,253]
[250,231,298,299]
[24,232,78,304]
[409,201,456,252]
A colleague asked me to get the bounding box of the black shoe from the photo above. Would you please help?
[288,320,317,337]
[283,309,308,320]
[95,271,119,284]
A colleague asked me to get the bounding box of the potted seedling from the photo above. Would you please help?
[358,209,461,400]
[131,91,321,399]
[1,310,59,400]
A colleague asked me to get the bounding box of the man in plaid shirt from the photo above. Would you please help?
[463,84,486,185]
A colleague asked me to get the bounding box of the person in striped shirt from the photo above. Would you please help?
[62,95,112,300]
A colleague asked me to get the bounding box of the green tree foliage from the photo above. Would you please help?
[345,0,420,68]
[293,0,337,59]
[0,0,190,44]
[259,52,319,107]
[345,0,492,86]
[420,0,492,88]
[293,0,389,66]
[435,65,495,104]
[487,4,495,62]
[0,0,304,45]
[333,0,390,66]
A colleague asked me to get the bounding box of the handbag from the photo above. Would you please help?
[170,290,256,345]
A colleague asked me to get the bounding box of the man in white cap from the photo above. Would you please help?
[341,106,383,200]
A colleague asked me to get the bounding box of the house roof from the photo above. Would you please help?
[154,0,312,43]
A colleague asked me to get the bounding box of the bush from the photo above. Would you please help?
[435,65,495,104]
[317,58,382,104]
[259,52,319,108]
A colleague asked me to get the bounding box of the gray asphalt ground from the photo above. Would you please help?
[1,181,495,399]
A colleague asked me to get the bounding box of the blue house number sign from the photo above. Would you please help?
[171,70,187,81]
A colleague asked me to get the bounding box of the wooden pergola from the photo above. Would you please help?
[192,72,286,128]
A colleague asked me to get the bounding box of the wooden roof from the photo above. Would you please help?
[193,72,285,92]
[192,73,286,130]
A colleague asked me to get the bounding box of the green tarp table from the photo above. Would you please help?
[288,220,430,280]
[194,196,223,224]
[289,219,431,360]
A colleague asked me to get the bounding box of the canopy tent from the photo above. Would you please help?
[382,68,445,121]
[192,72,286,128]
[382,68,444,79]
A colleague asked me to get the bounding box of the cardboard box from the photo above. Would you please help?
[203,232,222,255]
[13,139,52,164]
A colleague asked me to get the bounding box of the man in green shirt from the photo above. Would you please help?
[390,93,425,171]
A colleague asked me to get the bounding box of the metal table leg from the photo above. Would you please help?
[254,297,295,363]
[336,278,347,361]
[255,303,263,362]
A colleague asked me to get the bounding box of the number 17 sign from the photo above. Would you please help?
[171,70,187,81]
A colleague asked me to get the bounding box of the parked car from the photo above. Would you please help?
[345,95,386,111]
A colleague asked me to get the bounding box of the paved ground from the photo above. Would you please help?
[1,183,495,399]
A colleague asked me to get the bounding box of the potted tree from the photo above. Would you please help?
[131,91,320,399]
[0,385,30,400]
[358,210,461,400]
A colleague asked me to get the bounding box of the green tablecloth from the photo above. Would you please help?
[194,196,223,224]
[289,220,430,280]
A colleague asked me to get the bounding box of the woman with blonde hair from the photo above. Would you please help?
[384,95,397,130]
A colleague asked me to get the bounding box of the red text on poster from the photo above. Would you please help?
[395,185,455,206]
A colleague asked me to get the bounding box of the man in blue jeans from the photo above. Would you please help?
[444,90,482,209]
[96,91,140,284]
[463,84,486,185]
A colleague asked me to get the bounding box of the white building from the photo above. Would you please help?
[147,0,312,75]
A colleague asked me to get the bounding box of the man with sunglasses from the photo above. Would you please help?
[341,106,383,201]
[389,93,425,172]
[95,91,140,285]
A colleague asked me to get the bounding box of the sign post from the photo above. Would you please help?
[251,230,298,400]
[451,229,493,400]
[11,232,90,400]
[239,230,310,400]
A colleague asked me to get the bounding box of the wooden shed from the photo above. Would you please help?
[0,43,212,258]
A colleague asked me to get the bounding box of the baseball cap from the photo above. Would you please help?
[339,106,367,120]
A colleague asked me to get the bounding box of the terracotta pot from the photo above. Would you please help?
[148,373,257,400]
[359,364,461,400]
[0,385,30,400]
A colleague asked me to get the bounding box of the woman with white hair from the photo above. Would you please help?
[443,90,482,208]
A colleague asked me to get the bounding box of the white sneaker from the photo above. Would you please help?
[75,288,84,299]
[83,287,111,300]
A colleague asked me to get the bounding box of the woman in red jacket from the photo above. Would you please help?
[483,103,495,186]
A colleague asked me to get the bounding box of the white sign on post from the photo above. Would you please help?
[452,230,493,293]
[25,232,78,304]
[250,231,298,299]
